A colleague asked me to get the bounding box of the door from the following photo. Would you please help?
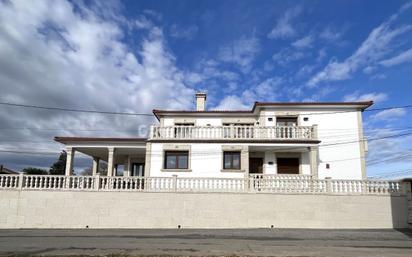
[276,117,298,126]
[131,163,145,177]
[277,158,299,174]
[249,158,263,174]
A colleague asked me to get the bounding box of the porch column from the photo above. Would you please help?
[241,145,249,175]
[114,164,118,176]
[107,147,115,177]
[310,146,319,178]
[65,147,75,176]
[144,142,152,177]
[124,155,131,177]
[92,157,100,176]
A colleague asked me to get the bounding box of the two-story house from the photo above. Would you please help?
[55,93,372,180]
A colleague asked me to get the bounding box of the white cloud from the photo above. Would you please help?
[380,48,412,67]
[365,128,412,169]
[272,48,307,66]
[319,27,344,42]
[170,24,198,40]
[133,15,154,30]
[296,65,315,79]
[292,35,314,48]
[212,77,283,110]
[267,6,302,39]
[370,73,387,80]
[255,77,283,98]
[307,3,412,87]
[343,92,388,103]
[191,58,240,84]
[0,0,195,170]
[212,95,249,110]
[218,37,260,73]
[370,108,407,121]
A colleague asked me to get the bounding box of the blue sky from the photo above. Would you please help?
[0,0,411,177]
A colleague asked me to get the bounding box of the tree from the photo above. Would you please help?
[81,167,92,176]
[49,151,67,175]
[80,162,108,176]
[22,167,48,175]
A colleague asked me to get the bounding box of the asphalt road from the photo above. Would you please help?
[0,229,412,257]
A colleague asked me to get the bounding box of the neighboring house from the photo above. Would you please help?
[55,93,372,180]
[0,165,18,174]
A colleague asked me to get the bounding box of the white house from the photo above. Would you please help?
[55,93,373,180]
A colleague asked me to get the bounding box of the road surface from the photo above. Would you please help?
[0,229,411,256]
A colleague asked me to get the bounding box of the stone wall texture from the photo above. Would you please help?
[0,190,409,229]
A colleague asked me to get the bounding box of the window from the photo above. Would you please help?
[276,117,298,126]
[164,151,189,169]
[223,151,241,170]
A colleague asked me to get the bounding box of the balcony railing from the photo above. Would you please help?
[0,174,407,196]
[150,125,317,140]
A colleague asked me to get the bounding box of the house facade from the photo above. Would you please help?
[55,93,373,180]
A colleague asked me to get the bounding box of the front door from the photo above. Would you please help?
[249,158,263,174]
[131,163,145,177]
[277,158,299,174]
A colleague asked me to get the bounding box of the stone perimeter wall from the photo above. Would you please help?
[0,190,408,229]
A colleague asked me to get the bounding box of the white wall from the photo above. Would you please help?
[158,108,365,180]
[195,118,222,126]
[258,108,364,179]
[0,190,408,229]
[150,143,245,178]
[263,151,276,174]
[305,111,362,179]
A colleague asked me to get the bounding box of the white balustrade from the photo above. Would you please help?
[150,125,315,140]
[0,174,407,196]
[0,175,19,189]
[175,177,246,192]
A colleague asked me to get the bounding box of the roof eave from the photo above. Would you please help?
[54,137,148,144]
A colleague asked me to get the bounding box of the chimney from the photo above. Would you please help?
[195,92,207,111]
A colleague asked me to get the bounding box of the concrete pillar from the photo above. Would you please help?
[241,146,249,175]
[310,146,318,179]
[107,147,115,177]
[65,147,75,176]
[144,143,152,177]
[92,157,100,176]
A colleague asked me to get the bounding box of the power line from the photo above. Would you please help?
[368,168,412,177]
[1,131,412,160]
[1,101,412,117]
[0,150,57,155]
[0,102,153,116]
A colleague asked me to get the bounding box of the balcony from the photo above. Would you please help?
[149,125,317,141]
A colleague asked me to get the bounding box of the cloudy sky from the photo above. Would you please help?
[0,0,411,178]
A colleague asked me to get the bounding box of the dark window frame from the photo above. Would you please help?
[223,151,241,170]
[164,151,189,170]
[276,117,298,126]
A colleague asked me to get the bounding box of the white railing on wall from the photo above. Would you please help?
[0,174,409,196]
[150,125,316,140]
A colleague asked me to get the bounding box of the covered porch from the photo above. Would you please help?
[54,137,147,177]
[247,144,318,178]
